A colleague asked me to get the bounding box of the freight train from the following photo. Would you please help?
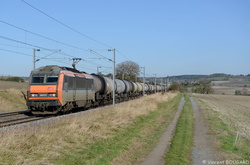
[26,65,166,115]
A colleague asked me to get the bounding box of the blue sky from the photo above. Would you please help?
[0,0,249,77]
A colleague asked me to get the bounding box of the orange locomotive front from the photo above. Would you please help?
[27,65,95,115]
[27,66,64,114]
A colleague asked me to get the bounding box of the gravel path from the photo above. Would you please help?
[190,97,223,165]
[140,95,186,165]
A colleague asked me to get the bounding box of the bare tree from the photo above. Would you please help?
[116,61,140,81]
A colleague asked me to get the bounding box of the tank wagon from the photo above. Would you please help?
[26,65,167,115]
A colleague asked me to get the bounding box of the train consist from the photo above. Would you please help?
[26,65,166,114]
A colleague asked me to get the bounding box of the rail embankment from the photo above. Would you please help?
[0,81,27,112]
[0,88,26,112]
[0,92,180,165]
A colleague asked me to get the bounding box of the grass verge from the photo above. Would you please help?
[165,94,194,165]
[53,93,182,165]
[0,89,26,112]
[196,99,250,162]
[0,92,179,164]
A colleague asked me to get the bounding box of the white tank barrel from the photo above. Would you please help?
[132,82,138,92]
[91,74,105,94]
[115,79,126,93]
[104,77,115,94]
[136,82,143,92]
[123,80,133,93]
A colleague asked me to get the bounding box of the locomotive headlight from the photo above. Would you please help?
[30,93,39,97]
[48,93,57,97]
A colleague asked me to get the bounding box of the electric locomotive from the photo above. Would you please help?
[27,65,94,114]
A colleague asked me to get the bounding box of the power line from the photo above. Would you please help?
[0,48,32,57]
[89,49,112,62]
[0,20,89,52]
[0,12,134,66]
[0,20,115,62]
[1,3,149,75]
[0,35,77,59]
[20,0,136,71]
[39,52,110,72]
[0,48,70,66]
[0,43,31,50]
[21,0,113,48]
[0,35,53,51]
[0,35,112,71]
[116,49,131,61]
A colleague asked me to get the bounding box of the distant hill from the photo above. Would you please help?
[167,73,250,82]
[138,73,250,84]
[168,75,207,81]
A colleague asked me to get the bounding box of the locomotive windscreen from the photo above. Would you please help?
[32,75,45,84]
[31,75,58,84]
[46,76,58,84]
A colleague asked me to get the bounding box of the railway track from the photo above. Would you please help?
[0,109,30,117]
[0,110,54,128]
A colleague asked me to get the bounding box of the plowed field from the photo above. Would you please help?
[193,94,250,140]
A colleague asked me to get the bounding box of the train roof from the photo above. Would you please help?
[31,65,86,74]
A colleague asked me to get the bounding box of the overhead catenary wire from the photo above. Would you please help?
[44,52,112,72]
[1,17,136,68]
[1,3,157,77]
[0,35,77,59]
[21,0,113,49]
[0,35,55,52]
[0,43,31,50]
[0,48,33,57]
[19,2,134,63]
[0,36,112,73]
[0,47,99,72]
[0,20,119,63]
[0,20,89,52]
[89,49,112,62]
[0,48,70,66]
[116,49,131,61]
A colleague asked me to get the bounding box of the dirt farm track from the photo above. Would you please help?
[193,94,250,140]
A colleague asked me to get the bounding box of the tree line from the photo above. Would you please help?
[0,76,25,83]
[191,80,213,94]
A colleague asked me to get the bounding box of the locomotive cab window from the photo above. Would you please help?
[32,75,45,84]
[46,76,58,84]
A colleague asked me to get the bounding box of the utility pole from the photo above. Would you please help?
[97,66,101,74]
[161,78,163,92]
[140,67,145,96]
[153,74,156,93]
[33,48,61,70]
[122,68,125,80]
[33,48,40,70]
[165,79,167,92]
[108,49,116,106]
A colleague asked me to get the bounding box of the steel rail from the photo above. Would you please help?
[0,116,53,128]
[0,110,30,117]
